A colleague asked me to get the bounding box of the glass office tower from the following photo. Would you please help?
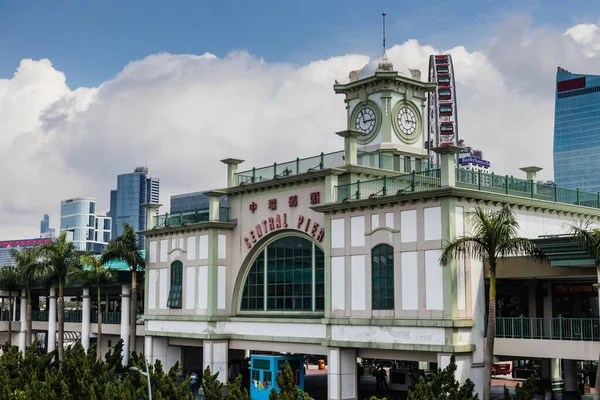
[60,197,111,253]
[108,167,160,249]
[554,67,600,193]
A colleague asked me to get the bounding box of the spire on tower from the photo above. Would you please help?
[382,12,387,57]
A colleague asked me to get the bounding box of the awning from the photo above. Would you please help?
[530,235,596,267]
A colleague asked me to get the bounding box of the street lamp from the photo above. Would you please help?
[129,356,152,400]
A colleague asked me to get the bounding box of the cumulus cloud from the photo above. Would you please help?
[2,18,600,239]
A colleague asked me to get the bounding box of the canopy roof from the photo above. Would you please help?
[530,235,595,267]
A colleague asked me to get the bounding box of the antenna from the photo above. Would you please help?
[382,12,387,56]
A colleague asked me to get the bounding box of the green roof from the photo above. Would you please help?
[531,236,595,267]
[89,250,146,272]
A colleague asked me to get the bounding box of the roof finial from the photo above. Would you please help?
[382,12,387,57]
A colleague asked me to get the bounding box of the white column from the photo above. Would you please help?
[48,287,57,353]
[120,285,131,365]
[145,335,153,364]
[203,340,229,384]
[328,348,357,400]
[551,358,563,393]
[81,288,91,351]
[18,289,26,352]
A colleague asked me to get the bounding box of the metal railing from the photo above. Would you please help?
[31,310,123,324]
[457,169,600,208]
[335,170,442,202]
[493,316,600,341]
[235,150,438,185]
[154,206,230,228]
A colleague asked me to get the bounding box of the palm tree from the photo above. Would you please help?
[10,247,42,347]
[0,265,19,346]
[78,254,117,359]
[101,224,144,358]
[568,222,600,400]
[39,233,82,365]
[440,205,545,400]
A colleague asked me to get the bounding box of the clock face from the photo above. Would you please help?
[355,107,377,135]
[397,107,417,135]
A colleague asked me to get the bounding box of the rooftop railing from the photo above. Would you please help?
[493,316,600,341]
[456,169,600,208]
[235,150,438,185]
[154,207,230,228]
[335,169,442,202]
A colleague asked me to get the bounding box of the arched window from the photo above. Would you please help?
[167,260,183,309]
[241,236,324,312]
[372,244,394,310]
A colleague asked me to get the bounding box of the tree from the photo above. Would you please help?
[10,247,42,347]
[408,355,478,400]
[269,360,314,400]
[77,254,117,359]
[101,224,144,360]
[440,205,545,400]
[202,365,224,400]
[39,233,83,365]
[225,374,250,400]
[502,378,536,400]
[0,265,19,346]
[569,222,600,400]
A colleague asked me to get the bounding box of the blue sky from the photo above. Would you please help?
[2,0,599,88]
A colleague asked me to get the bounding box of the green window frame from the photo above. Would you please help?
[167,260,183,309]
[371,244,394,310]
[241,235,324,312]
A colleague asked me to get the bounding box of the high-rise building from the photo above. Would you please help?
[60,197,112,253]
[40,214,49,235]
[553,67,600,192]
[108,167,160,248]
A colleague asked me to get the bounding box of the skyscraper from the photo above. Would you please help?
[40,214,49,235]
[108,167,160,248]
[553,67,600,192]
[60,197,112,253]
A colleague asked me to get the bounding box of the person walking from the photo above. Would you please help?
[407,372,415,391]
[190,371,199,394]
[373,365,381,391]
[378,366,389,391]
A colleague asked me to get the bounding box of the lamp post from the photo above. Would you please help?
[129,356,152,400]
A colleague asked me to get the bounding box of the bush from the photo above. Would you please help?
[502,378,537,400]
[408,355,478,400]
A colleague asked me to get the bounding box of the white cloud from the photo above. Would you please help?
[1,18,600,239]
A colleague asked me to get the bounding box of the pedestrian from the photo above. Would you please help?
[190,371,199,394]
[373,365,381,391]
[407,372,415,391]
[378,365,389,391]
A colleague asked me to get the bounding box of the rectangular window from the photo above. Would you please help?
[167,261,183,308]
[372,244,395,310]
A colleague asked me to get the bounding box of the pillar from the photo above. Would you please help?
[220,158,245,188]
[433,145,462,187]
[48,287,57,353]
[324,173,340,203]
[120,285,131,365]
[551,358,563,393]
[562,359,581,399]
[520,166,543,195]
[145,335,153,364]
[336,130,363,166]
[203,340,229,384]
[328,348,357,400]
[205,191,226,222]
[81,288,91,351]
[142,202,162,230]
[18,289,26,352]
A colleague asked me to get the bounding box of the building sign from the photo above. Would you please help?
[458,157,490,167]
[553,283,597,295]
[243,213,325,249]
[0,238,51,248]
[243,192,325,249]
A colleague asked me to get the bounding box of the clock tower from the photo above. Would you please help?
[334,54,437,160]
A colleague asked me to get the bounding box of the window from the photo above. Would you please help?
[241,236,325,312]
[167,260,183,308]
[372,244,394,310]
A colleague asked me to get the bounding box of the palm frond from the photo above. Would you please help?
[497,237,547,262]
[440,236,488,266]
[568,224,600,266]
[101,224,144,272]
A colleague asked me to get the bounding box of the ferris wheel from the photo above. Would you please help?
[427,54,459,163]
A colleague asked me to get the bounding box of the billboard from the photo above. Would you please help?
[0,238,51,248]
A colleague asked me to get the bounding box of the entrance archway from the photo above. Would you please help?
[238,234,324,313]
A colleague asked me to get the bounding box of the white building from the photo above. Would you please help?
[60,197,112,253]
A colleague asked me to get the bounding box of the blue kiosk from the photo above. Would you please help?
[249,354,305,400]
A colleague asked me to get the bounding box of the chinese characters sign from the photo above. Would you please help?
[248,192,321,213]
